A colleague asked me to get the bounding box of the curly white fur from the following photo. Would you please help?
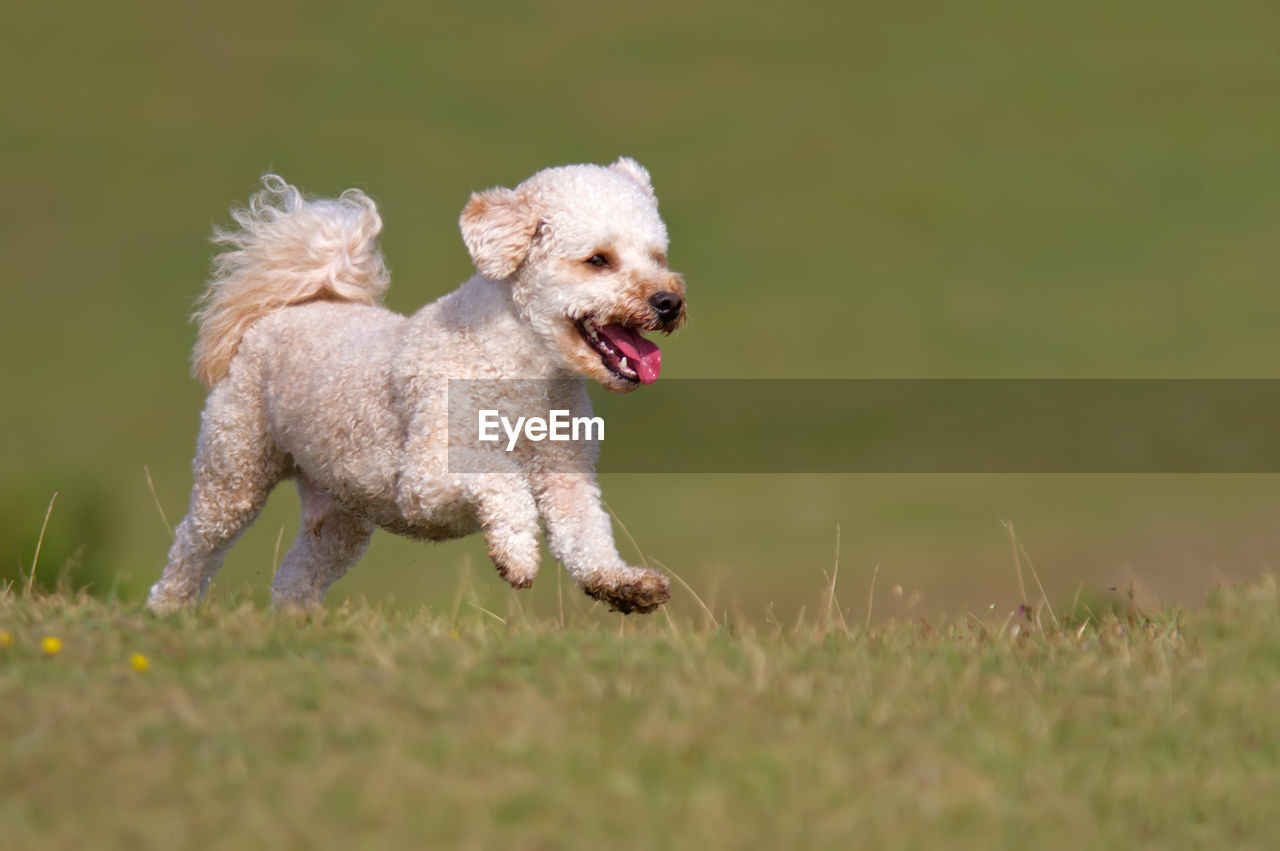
[148,160,685,614]
[193,176,390,387]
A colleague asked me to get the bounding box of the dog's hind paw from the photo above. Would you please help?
[581,568,670,614]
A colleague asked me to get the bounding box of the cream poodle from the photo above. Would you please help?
[147,159,685,614]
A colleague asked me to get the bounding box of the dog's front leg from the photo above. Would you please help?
[461,472,542,589]
[398,440,542,589]
[533,473,670,614]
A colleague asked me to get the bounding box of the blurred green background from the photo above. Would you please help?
[3,0,1279,621]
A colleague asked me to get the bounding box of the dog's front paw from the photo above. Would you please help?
[497,564,536,589]
[581,567,670,614]
[490,551,537,589]
[484,531,540,589]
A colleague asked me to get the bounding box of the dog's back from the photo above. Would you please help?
[236,302,407,508]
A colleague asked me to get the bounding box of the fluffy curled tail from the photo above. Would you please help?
[192,175,390,387]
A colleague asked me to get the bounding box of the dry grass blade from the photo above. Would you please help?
[448,557,473,628]
[998,607,1019,637]
[660,597,679,635]
[864,563,880,637]
[822,526,850,636]
[603,501,696,631]
[467,601,507,626]
[1002,519,1028,605]
[1015,536,1057,627]
[271,525,286,578]
[26,492,58,594]
[650,557,717,630]
[1001,519,1058,627]
[825,525,839,630]
[603,500,649,570]
[556,566,565,631]
[144,465,175,540]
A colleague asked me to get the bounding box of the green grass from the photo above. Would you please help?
[2,577,1276,849]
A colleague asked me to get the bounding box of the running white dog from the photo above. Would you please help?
[147,159,685,614]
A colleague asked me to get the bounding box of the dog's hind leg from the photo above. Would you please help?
[147,381,285,611]
[270,477,374,609]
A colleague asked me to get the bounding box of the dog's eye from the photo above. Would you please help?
[652,252,668,268]
[585,254,610,269]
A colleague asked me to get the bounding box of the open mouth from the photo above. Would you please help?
[575,318,662,385]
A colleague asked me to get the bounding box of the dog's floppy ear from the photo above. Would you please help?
[460,187,540,280]
[610,157,656,202]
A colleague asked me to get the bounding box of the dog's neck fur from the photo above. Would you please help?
[421,274,575,382]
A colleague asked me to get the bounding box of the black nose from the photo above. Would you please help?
[649,291,683,323]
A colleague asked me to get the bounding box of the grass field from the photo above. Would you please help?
[4,1,1280,618]
[3,5,1280,845]
[2,576,1276,849]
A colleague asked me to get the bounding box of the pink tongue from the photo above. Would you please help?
[597,323,662,384]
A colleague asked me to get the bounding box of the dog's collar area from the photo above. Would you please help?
[575,317,662,385]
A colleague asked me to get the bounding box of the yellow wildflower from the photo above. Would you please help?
[129,653,150,673]
[41,636,62,656]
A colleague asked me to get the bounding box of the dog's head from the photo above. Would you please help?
[460,158,686,393]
